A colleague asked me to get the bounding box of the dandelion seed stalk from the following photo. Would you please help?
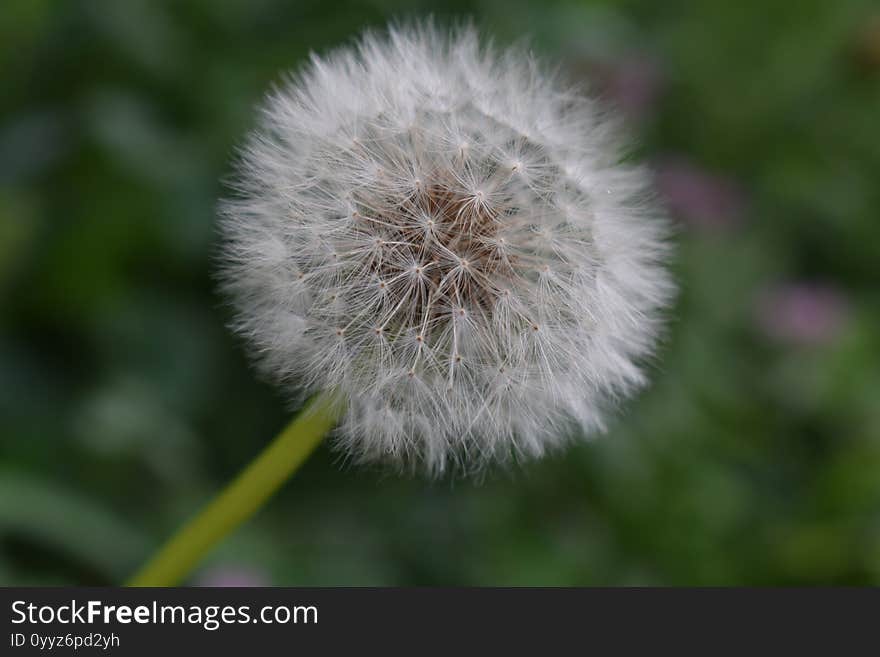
[128,19,671,587]
[127,394,339,587]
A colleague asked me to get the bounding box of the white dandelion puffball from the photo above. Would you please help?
[220,23,673,475]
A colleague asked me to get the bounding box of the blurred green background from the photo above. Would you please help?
[2,0,879,586]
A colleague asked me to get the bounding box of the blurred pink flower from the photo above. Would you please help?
[599,55,664,121]
[196,564,270,587]
[654,158,745,230]
[755,283,849,346]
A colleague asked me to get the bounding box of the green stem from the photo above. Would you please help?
[127,393,339,587]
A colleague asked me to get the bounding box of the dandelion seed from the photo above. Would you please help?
[220,22,674,475]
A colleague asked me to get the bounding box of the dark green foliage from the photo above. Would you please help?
[1,0,878,585]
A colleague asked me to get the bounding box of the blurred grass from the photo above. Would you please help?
[1,0,879,585]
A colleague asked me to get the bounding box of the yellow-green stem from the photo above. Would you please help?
[127,394,339,587]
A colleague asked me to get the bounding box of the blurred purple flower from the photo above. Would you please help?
[600,55,665,121]
[196,564,270,587]
[755,283,849,346]
[654,158,745,231]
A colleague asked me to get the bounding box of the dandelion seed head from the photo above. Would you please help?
[220,22,674,475]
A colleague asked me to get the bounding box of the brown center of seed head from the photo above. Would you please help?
[353,173,516,333]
